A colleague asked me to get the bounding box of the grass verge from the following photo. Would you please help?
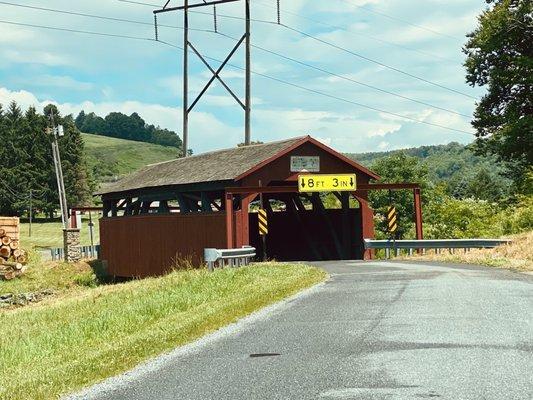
[19,218,101,249]
[0,262,326,400]
[0,258,100,297]
[402,231,532,272]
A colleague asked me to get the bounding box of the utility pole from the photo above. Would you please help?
[48,109,69,229]
[244,0,251,146]
[28,189,32,237]
[153,0,252,153]
[182,0,189,157]
[259,180,267,261]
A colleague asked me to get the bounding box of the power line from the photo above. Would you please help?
[1,2,471,118]
[0,18,474,136]
[0,180,30,201]
[280,24,477,100]
[217,32,471,119]
[117,0,160,6]
[0,1,215,33]
[157,39,474,135]
[337,0,464,41]
[0,19,155,41]
[253,0,458,64]
[116,0,476,99]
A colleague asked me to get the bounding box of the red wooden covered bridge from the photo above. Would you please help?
[97,136,423,277]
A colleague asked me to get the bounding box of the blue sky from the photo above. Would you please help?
[0,0,486,153]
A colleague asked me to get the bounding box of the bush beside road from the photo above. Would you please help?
[0,262,326,400]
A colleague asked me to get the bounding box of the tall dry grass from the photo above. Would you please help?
[406,231,533,271]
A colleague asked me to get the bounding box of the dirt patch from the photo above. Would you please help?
[0,289,56,308]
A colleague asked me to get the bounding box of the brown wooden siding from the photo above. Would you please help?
[100,213,227,278]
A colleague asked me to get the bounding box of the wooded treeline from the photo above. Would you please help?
[0,102,94,217]
[75,110,184,150]
[363,151,532,240]
[348,142,514,203]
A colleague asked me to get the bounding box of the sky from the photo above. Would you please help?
[0,0,487,154]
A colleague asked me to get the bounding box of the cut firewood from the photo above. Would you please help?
[0,246,10,258]
[12,249,21,258]
[16,255,27,264]
[1,260,23,270]
[1,236,11,246]
[9,240,19,250]
[1,271,15,280]
[0,228,5,236]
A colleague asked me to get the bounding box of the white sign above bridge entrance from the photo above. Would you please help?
[290,156,320,172]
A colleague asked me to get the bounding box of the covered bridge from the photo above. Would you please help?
[97,136,418,278]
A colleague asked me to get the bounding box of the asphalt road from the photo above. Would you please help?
[70,261,533,400]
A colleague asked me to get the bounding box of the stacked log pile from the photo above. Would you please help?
[0,227,27,280]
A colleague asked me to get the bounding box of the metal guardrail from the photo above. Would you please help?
[204,246,256,272]
[50,245,100,261]
[364,239,511,258]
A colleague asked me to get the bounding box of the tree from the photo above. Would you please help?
[74,110,86,128]
[77,111,106,135]
[74,110,184,150]
[45,105,95,208]
[0,102,96,216]
[465,168,508,201]
[424,197,504,239]
[463,0,532,193]
[369,153,430,239]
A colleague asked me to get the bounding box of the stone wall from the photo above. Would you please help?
[63,228,81,262]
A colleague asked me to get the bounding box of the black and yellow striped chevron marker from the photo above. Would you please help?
[387,206,398,233]
[258,208,268,236]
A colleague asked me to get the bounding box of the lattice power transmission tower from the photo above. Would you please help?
[153,0,252,156]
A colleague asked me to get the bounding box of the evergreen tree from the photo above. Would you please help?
[0,102,95,216]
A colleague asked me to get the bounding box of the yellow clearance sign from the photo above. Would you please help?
[298,174,357,193]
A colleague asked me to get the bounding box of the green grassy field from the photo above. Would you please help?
[82,133,178,180]
[0,262,326,400]
[19,217,100,249]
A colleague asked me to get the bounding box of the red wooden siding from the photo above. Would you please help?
[239,141,373,188]
[100,213,227,278]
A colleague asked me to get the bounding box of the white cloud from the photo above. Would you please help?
[31,75,94,91]
[0,87,40,108]
[0,24,35,43]
[315,136,332,146]
[377,141,390,150]
[1,49,74,67]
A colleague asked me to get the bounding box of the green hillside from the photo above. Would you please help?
[82,133,178,183]
[347,142,513,199]
[82,134,513,201]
